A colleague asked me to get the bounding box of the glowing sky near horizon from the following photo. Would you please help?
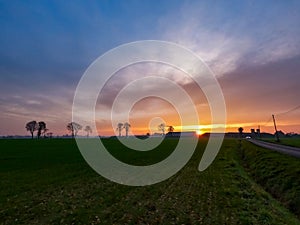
[1,0,300,136]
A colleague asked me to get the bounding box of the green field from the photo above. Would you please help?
[239,140,300,217]
[262,137,300,148]
[1,138,300,224]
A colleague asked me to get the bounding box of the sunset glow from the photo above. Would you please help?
[0,1,300,137]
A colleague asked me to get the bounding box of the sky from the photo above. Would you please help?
[1,0,300,136]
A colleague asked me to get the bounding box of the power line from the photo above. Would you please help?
[261,116,273,127]
[275,104,300,117]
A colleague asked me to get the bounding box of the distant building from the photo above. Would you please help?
[202,132,274,139]
[286,132,299,138]
[166,131,197,137]
[256,129,261,138]
[151,133,164,137]
[250,128,262,138]
[226,132,251,138]
[275,130,285,138]
[259,132,274,138]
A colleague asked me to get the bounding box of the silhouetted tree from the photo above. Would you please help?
[47,132,53,138]
[26,121,38,139]
[116,123,123,137]
[84,125,92,137]
[37,121,46,139]
[158,123,166,135]
[238,127,244,138]
[67,122,82,137]
[168,126,174,133]
[43,128,49,138]
[124,122,131,137]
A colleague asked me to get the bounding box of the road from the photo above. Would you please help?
[247,139,300,158]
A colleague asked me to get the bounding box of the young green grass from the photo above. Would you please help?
[262,137,300,148]
[0,138,299,224]
[239,140,300,218]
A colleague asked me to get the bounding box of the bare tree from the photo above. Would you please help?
[124,122,131,137]
[67,123,74,137]
[37,121,46,139]
[43,128,49,138]
[84,125,92,137]
[238,127,244,138]
[158,123,166,135]
[167,125,174,133]
[26,121,38,139]
[116,123,123,137]
[67,122,82,137]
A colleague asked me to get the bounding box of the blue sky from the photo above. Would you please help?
[1,0,300,135]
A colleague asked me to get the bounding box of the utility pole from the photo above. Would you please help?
[272,114,280,142]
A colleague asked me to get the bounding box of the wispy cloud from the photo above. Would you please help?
[0,91,74,135]
[160,1,300,76]
[95,62,208,131]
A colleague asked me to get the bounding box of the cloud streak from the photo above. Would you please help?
[160,1,300,76]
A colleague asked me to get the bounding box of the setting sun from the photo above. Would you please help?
[196,130,202,135]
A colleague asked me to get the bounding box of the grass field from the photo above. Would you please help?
[1,138,300,224]
[262,137,300,148]
[239,140,300,217]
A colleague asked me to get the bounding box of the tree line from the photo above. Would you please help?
[25,121,92,139]
[25,121,175,138]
